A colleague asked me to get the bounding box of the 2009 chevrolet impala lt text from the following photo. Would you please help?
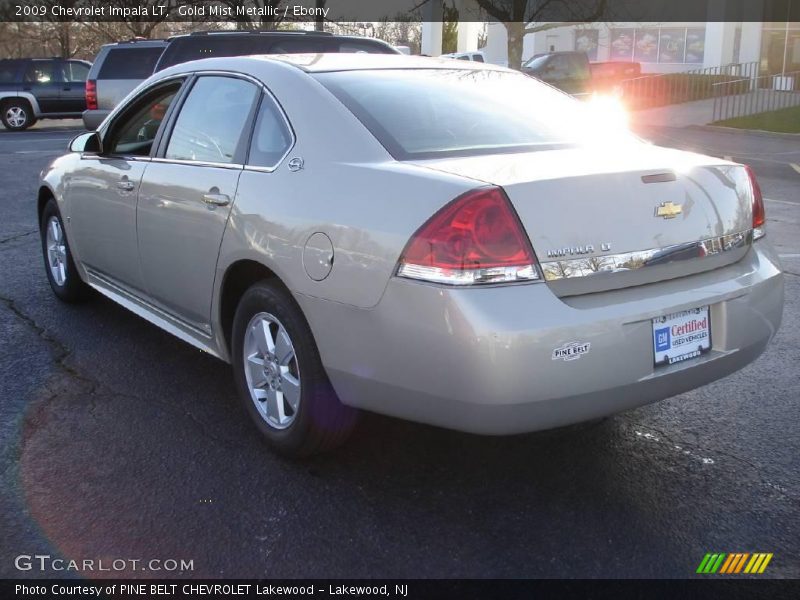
[37,54,784,456]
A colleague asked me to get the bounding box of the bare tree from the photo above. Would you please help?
[466,0,609,69]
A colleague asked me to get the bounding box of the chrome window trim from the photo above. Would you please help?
[540,230,753,281]
[149,157,245,171]
[243,85,296,173]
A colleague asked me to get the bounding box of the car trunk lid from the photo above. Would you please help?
[411,145,753,296]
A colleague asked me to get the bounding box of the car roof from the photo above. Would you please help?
[243,53,508,73]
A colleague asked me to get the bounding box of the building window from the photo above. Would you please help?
[609,27,705,64]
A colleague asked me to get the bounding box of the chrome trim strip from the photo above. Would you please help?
[540,230,753,281]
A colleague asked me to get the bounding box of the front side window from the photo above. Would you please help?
[165,76,258,164]
[247,94,293,168]
[107,83,180,156]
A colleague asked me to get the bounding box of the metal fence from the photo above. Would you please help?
[711,70,800,122]
[619,62,759,109]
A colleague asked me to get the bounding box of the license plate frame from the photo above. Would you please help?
[652,306,711,367]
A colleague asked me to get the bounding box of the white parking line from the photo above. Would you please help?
[791,163,800,175]
[765,197,798,206]
[779,254,800,259]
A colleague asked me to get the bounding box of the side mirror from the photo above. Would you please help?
[69,131,102,154]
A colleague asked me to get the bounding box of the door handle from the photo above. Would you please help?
[202,192,230,207]
[63,86,71,91]
[117,180,135,192]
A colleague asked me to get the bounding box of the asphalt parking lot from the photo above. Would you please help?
[0,121,798,579]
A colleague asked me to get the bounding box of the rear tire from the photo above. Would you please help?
[40,199,90,303]
[2,100,36,130]
[231,280,357,457]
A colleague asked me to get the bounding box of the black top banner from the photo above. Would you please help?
[0,0,798,23]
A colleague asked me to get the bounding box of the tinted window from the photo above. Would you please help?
[63,61,89,82]
[0,61,21,83]
[248,95,293,168]
[98,47,164,79]
[336,41,392,53]
[24,61,56,84]
[472,54,485,62]
[165,76,258,164]
[317,69,624,160]
[108,84,180,156]
[157,36,274,71]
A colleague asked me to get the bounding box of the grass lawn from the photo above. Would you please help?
[713,105,800,134]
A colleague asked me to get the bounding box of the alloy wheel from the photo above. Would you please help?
[243,312,301,430]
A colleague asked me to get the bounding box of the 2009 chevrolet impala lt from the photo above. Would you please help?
[38,54,784,456]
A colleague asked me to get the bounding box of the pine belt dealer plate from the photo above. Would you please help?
[652,306,711,366]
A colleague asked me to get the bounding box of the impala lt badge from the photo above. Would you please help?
[655,201,683,219]
[546,242,611,258]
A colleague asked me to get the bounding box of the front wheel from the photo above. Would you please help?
[40,199,90,303]
[2,100,36,130]
[231,281,357,457]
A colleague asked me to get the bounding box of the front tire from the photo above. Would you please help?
[231,281,357,457]
[40,199,90,303]
[2,100,36,130]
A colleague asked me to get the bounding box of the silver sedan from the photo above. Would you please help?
[38,54,784,456]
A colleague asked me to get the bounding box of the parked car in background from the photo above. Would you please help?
[522,51,591,95]
[441,51,486,62]
[82,31,399,130]
[153,30,399,72]
[40,54,782,456]
[0,58,90,130]
[82,39,168,131]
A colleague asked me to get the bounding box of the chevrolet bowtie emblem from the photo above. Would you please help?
[655,201,683,219]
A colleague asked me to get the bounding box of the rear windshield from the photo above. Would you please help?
[98,47,164,80]
[156,36,394,71]
[316,68,611,160]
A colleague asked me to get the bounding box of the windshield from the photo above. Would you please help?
[523,55,549,70]
[315,68,632,160]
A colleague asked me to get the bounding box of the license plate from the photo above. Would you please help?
[652,306,711,366]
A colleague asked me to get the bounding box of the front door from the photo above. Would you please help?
[137,75,260,330]
[22,60,60,113]
[68,81,183,293]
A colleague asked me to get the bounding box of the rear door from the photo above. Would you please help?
[59,60,90,112]
[136,74,260,330]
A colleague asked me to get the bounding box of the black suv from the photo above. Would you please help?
[154,30,399,72]
[0,58,91,130]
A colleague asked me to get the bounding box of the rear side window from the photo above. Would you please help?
[165,76,258,164]
[248,95,293,168]
[0,61,20,83]
[98,47,164,80]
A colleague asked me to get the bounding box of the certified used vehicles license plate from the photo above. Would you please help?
[652,306,711,366]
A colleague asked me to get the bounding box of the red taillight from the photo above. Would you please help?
[745,165,766,236]
[85,79,97,111]
[397,187,539,285]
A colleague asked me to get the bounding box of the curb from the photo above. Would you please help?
[686,125,800,139]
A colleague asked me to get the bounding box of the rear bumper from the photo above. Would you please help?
[297,241,783,434]
[82,109,109,131]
